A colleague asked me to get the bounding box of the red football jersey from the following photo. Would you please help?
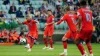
[46,15,54,29]
[2,30,8,36]
[22,20,38,32]
[0,32,2,38]
[77,8,93,30]
[57,13,78,32]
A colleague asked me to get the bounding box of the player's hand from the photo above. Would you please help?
[77,29,81,33]
[15,18,19,22]
[35,20,40,25]
[45,23,48,26]
[44,27,46,30]
[55,22,58,25]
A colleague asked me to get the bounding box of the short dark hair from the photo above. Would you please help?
[47,9,52,12]
[80,0,87,6]
[76,2,80,7]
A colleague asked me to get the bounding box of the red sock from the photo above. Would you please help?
[77,43,85,55]
[30,39,34,48]
[49,39,53,48]
[43,38,48,47]
[63,41,67,49]
[26,36,31,44]
[86,42,93,54]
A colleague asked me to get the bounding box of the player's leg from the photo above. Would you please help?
[60,30,71,56]
[48,36,54,50]
[25,34,31,49]
[43,30,49,49]
[75,38,86,56]
[34,31,38,45]
[28,32,38,52]
[60,37,68,56]
[48,29,54,50]
[28,36,34,52]
[75,31,87,56]
[86,40,93,56]
[43,35,48,48]
[26,32,35,52]
[85,31,93,56]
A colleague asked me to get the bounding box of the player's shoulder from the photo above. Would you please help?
[77,8,83,12]
[31,19,36,23]
[49,15,54,20]
[73,14,78,17]
[31,19,34,21]
[64,13,68,17]
[51,15,54,18]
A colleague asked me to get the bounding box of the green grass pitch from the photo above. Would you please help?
[0,43,100,56]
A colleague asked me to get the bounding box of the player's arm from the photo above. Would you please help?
[77,11,82,32]
[77,15,82,33]
[34,20,40,25]
[56,16,65,25]
[46,21,54,26]
[16,18,27,25]
[15,18,23,24]
[45,18,55,26]
[75,15,79,26]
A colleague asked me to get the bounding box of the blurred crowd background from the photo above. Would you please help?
[0,0,99,22]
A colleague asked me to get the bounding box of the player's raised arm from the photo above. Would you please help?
[15,18,22,24]
[16,15,31,25]
[34,20,40,25]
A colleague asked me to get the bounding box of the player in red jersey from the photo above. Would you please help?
[75,0,94,56]
[43,10,54,50]
[56,6,85,56]
[12,30,19,43]
[16,15,39,52]
[2,29,9,42]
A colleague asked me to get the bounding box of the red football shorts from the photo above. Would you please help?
[44,28,54,37]
[78,30,93,41]
[26,30,38,39]
[63,30,77,39]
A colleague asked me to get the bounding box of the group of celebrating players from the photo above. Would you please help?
[15,0,94,56]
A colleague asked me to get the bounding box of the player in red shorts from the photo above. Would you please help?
[43,10,54,50]
[16,15,39,52]
[76,0,94,56]
[56,6,85,56]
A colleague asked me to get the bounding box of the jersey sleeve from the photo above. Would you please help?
[31,20,36,23]
[51,16,54,22]
[22,21,27,24]
[77,9,82,16]
[52,16,55,21]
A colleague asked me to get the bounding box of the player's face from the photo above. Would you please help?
[26,16,31,21]
[47,11,52,16]
[70,10,75,14]
[71,10,75,14]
